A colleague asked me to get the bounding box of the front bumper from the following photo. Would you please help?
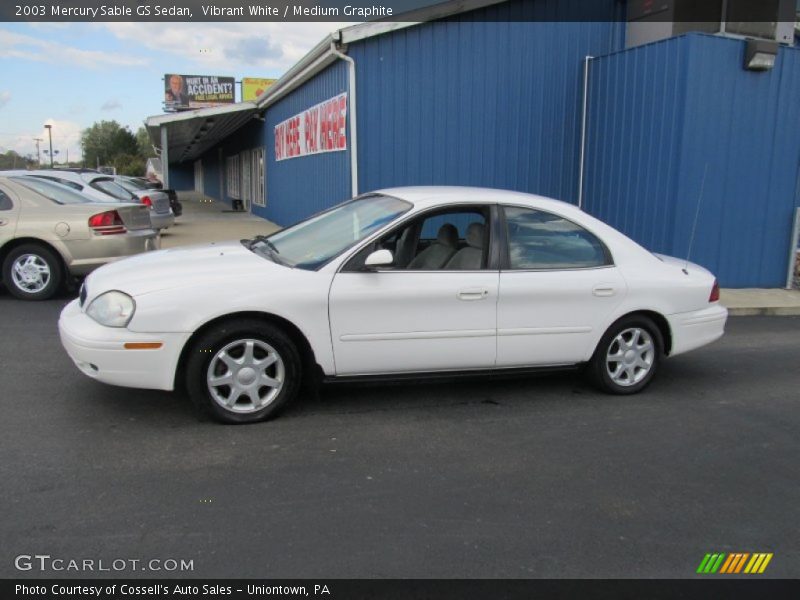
[667,303,728,356]
[58,299,189,391]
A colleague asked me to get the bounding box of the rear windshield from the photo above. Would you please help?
[118,177,148,191]
[91,178,136,201]
[29,175,84,191]
[11,176,91,205]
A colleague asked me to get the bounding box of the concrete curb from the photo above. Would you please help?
[727,306,800,317]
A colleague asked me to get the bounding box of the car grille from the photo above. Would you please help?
[79,283,87,307]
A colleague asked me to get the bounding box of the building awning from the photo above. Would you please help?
[145,102,259,164]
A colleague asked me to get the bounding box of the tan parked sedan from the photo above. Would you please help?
[0,176,159,300]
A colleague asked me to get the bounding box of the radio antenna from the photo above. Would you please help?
[684,163,708,274]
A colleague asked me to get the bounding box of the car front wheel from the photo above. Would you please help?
[185,318,302,424]
[2,243,63,301]
[588,315,663,395]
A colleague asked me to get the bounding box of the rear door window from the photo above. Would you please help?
[503,206,611,270]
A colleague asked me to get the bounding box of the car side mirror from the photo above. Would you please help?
[364,249,394,270]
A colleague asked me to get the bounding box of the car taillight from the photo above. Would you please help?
[88,210,127,235]
[709,279,720,303]
[141,195,152,207]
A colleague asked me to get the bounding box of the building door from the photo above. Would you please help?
[193,160,204,194]
[240,150,251,212]
[217,148,224,201]
[251,148,266,210]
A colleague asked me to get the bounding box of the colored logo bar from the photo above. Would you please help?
[697,553,773,574]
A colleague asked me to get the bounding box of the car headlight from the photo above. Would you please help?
[86,291,136,327]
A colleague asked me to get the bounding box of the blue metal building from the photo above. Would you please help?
[148,0,800,287]
[584,33,800,288]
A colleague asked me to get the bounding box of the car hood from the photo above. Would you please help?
[85,241,283,299]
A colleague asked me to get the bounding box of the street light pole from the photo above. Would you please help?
[33,138,43,166]
[44,124,53,168]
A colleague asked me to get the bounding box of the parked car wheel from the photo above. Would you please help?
[185,319,302,424]
[588,315,663,395]
[2,243,63,301]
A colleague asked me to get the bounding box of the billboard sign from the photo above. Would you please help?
[274,93,347,161]
[243,77,277,102]
[164,73,235,111]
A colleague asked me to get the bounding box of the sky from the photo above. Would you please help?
[0,21,351,165]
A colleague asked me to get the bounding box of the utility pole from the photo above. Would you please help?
[33,138,43,166]
[44,124,53,168]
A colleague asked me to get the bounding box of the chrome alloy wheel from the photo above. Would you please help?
[11,254,51,293]
[206,339,285,414]
[605,327,655,387]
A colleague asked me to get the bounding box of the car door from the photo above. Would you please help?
[0,183,21,248]
[496,204,627,367]
[328,204,500,376]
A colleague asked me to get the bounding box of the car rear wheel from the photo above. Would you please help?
[185,318,302,424]
[587,314,663,395]
[2,243,63,301]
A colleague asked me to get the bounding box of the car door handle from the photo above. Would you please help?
[592,285,616,297]
[458,288,489,301]
[0,219,7,226]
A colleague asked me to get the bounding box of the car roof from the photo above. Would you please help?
[6,170,113,184]
[374,186,579,213]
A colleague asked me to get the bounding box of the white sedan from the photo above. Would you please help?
[59,187,727,424]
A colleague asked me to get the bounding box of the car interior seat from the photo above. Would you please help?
[406,223,458,269]
[444,222,485,270]
[392,226,417,268]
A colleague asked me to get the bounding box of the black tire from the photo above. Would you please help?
[587,314,664,395]
[2,243,63,301]
[185,318,302,424]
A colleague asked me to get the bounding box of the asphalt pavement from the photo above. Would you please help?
[1,289,798,579]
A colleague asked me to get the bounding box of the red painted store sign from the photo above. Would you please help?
[274,93,347,161]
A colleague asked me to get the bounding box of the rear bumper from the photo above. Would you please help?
[150,211,175,230]
[667,304,728,356]
[58,299,188,391]
[65,229,159,276]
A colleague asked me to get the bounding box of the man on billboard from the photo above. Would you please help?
[165,74,188,109]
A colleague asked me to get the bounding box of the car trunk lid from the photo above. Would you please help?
[116,204,152,230]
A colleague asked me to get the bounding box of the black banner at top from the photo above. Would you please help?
[2,0,792,23]
[5,0,409,22]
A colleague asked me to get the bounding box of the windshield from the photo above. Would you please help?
[12,176,91,205]
[251,194,412,270]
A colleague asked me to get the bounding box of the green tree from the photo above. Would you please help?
[0,150,36,170]
[114,153,146,177]
[135,126,153,157]
[80,120,139,170]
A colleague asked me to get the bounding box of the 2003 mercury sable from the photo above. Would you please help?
[59,187,727,424]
